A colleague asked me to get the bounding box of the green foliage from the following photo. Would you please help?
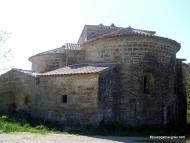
[0,113,187,136]
[0,114,51,133]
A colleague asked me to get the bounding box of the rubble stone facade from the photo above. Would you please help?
[0,24,186,128]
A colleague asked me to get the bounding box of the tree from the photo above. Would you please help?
[0,31,11,73]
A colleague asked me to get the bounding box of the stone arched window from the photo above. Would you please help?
[144,72,154,95]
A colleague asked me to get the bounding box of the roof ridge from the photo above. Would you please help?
[29,43,81,60]
[85,24,122,30]
[37,45,66,54]
[11,68,38,77]
[82,26,156,43]
[12,68,33,72]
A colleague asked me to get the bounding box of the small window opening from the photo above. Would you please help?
[129,99,136,119]
[144,72,154,95]
[24,96,30,105]
[62,95,67,103]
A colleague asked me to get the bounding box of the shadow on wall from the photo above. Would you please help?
[14,92,31,113]
[2,91,32,114]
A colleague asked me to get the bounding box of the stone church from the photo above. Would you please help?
[0,24,186,127]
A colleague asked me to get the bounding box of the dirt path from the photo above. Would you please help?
[0,132,151,143]
[0,132,187,143]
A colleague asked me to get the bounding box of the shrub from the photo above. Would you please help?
[0,115,8,121]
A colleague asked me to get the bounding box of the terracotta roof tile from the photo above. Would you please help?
[102,26,156,37]
[79,25,156,44]
[40,63,116,76]
[31,46,66,57]
[88,26,156,42]
[85,25,122,40]
[65,43,81,50]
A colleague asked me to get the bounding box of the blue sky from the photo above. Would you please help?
[0,0,189,72]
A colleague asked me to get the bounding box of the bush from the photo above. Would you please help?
[0,113,51,133]
[35,125,47,130]
[0,115,8,121]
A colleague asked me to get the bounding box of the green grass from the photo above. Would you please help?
[0,112,189,138]
[0,114,54,133]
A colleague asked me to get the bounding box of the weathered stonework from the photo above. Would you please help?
[0,24,186,128]
[82,35,181,127]
[33,74,100,126]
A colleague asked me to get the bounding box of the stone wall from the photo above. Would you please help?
[30,50,85,73]
[66,50,85,65]
[0,33,185,128]
[30,54,66,73]
[98,65,120,123]
[32,74,100,127]
[0,70,102,127]
[83,36,178,64]
[0,70,36,113]
[175,60,187,126]
[82,35,180,127]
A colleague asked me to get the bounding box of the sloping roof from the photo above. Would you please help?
[30,45,66,58]
[12,68,39,76]
[78,24,122,44]
[101,26,156,37]
[40,63,116,76]
[80,25,180,50]
[86,24,122,40]
[77,24,156,44]
[29,43,81,60]
[83,26,156,44]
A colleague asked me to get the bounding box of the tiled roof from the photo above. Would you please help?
[78,24,156,44]
[29,43,81,60]
[12,68,39,77]
[85,24,121,30]
[40,63,116,76]
[104,26,155,36]
[65,43,81,50]
[77,24,122,44]
[85,24,122,40]
[88,26,156,42]
[31,45,66,57]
